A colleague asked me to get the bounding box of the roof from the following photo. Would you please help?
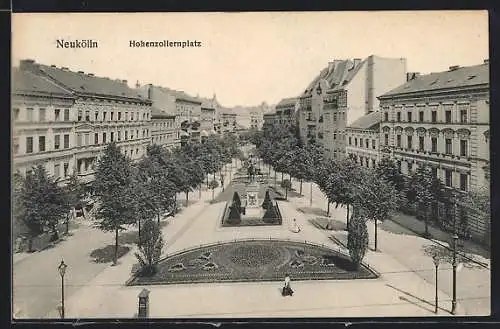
[276,97,297,108]
[380,63,489,98]
[347,111,381,130]
[151,106,176,119]
[30,62,148,102]
[12,68,74,98]
[200,97,217,109]
[174,90,201,104]
[302,58,365,97]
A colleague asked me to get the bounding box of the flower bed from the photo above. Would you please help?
[127,240,378,285]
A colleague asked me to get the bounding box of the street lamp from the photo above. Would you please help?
[432,254,440,314]
[451,233,459,315]
[58,259,68,319]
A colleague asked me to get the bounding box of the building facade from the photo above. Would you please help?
[249,110,263,130]
[150,107,179,149]
[345,111,381,168]
[200,97,218,135]
[15,59,152,183]
[378,61,490,193]
[219,109,237,134]
[298,55,407,159]
[275,98,299,128]
[263,111,277,131]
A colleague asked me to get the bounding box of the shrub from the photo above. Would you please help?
[232,192,242,211]
[135,219,164,276]
[226,205,242,224]
[262,203,279,223]
[262,190,272,210]
[347,213,369,270]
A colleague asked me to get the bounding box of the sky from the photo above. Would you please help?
[12,11,488,108]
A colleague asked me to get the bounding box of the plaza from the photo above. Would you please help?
[13,159,490,319]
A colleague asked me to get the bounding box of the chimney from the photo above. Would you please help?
[352,58,362,68]
[78,71,85,74]
[61,67,69,71]
[87,73,94,76]
[136,80,141,88]
[406,72,420,81]
[484,59,489,64]
[449,65,460,71]
[122,80,128,84]
[51,65,56,68]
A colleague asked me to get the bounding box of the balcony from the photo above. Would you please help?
[319,115,324,123]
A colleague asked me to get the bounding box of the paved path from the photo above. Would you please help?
[284,175,490,316]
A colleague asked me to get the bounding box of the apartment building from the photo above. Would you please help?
[298,55,407,159]
[14,60,152,183]
[378,61,490,192]
[150,107,179,149]
[345,111,381,168]
[275,97,299,128]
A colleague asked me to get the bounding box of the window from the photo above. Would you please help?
[103,112,107,121]
[419,136,424,151]
[431,111,437,123]
[445,110,452,123]
[103,132,107,143]
[419,111,424,122]
[460,140,468,157]
[460,109,467,123]
[431,137,437,152]
[78,110,83,121]
[54,164,60,178]
[333,133,337,140]
[460,174,468,191]
[118,112,122,120]
[125,131,128,140]
[54,109,60,121]
[26,137,33,153]
[431,167,438,178]
[384,112,389,121]
[131,131,134,139]
[63,134,69,148]
[38,109,46,122]
[349,137,352,145]
[95,111,99,121]
[27,108,34,121]
[365,139,369,148]
[77,134,82,147]
[13,138,19,154]
[354,138,358,146]
[39,136,46,152]
[125,112,128,121]
[118,131,121,141]
[136,148,139,155]
[445,169,452,187]
[111,132,114,142]
[372,139,375,149]
[360,138,363,147]
[84,111,89,121]
[407,112,412,122]
[143,113,146,120]
[384,134,389,145]
[396,135,402,147]
[63,163,69,177]
[111,112,114,121]
[131,112,134,121]
[333,113,337,121]
[85,133,89,145]
[407,135,413,149]
[445,138,452,154]
[397,112,401,122]
[371,159,376,168]
[54,135,60,149]
[94,133,99,145]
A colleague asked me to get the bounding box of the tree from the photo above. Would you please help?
[130,166,158,244]
[281,179,292,200]
[262,202,279,223]
[232,192,242,211]
[347,204,369,269]
[226,205,241,224]
[64,172,84,234]
[12,171,26,242]
[135,219,164,276]
[356,173,399,251]
[261,190,272,210]
[19,165,69,251]
[407,165,435,237]
[93,142,136,265]
[288,146,314,195]
[208,179,219,200]
[375,157,405,192]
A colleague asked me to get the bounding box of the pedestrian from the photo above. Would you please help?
[282,273,294,296]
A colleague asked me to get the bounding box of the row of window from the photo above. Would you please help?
[78,109,150,122]
[384,108,468,124]
[22,135,71,154]
[153,121,176,128]
[13,107,71,122]
[398,160,469,191]
[384,134,468,156]
[349,137,377,150]
[77,129,150,147]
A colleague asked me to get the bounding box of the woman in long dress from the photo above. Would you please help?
[282,274,293,296]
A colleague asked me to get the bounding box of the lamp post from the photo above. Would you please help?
[451,233,459,315]
[432,254,440,314]
[58,259,68,319]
